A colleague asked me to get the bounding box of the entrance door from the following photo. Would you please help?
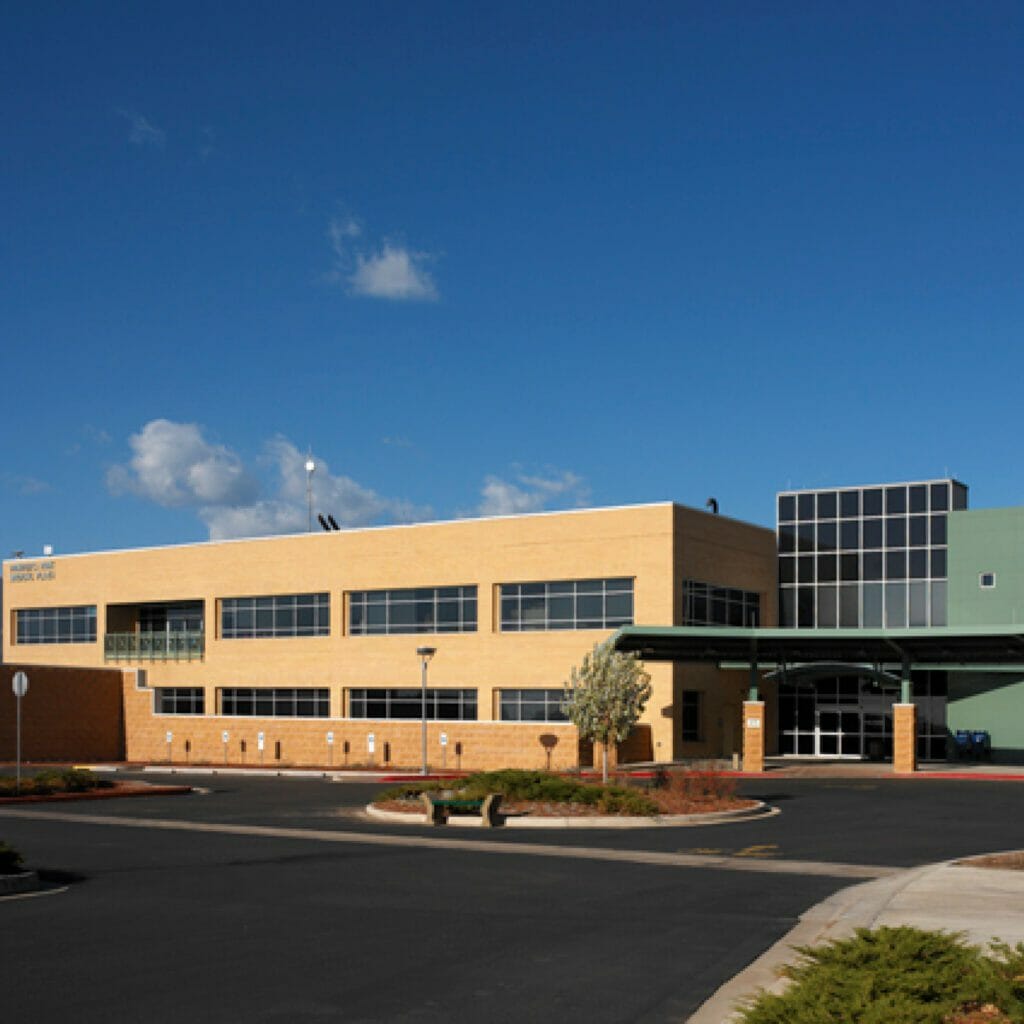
[815,705,863,758]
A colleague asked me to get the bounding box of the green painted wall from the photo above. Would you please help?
[948,507,1024,626]
[947,672,1024,763]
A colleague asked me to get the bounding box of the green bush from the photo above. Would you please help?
[0,841,24,874]
[737,926,1024,1024]
[0,767,107,797]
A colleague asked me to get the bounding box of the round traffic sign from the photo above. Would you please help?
[12,671,28,698]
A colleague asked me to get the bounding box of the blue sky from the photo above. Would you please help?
[4,2,1024,556]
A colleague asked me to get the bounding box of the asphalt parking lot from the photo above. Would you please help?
[2,773,1023,1023]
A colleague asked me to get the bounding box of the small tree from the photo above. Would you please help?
[563,641,653,782]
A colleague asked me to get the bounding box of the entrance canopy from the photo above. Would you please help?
[610,625,1024,670]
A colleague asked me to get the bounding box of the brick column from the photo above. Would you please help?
[742,701,765,774]
[893,703,917,774]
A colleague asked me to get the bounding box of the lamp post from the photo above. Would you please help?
[416,646,436,776]
[304,457,316,532]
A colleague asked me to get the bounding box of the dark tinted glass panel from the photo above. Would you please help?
[905,548,927,578]
[909,516,927,546]
[797,587,814,627]
[817,522,837,551]
[863,519,883,548]
[840,522,859,550]
[798,556,815,583]
[930,483,949,511]
[863,551,883,581]
[885,486,906,514]
[885,583,906,627]
[931,515,947,545]
[931,581,947,625]
[863,489,883,516]
[839,585,859,627]
[797,494,815,521]
[840,554,859,581]
[885,518,906,548]
[817,492,837,519]
[931,549,947,577]
[909,582,927,626]
[780,589,795,627]
[778,495,795,522]
[909,485,927,513]
[817,554,837,582]
[863,584,883,627]
[797,524,815,552]
[778,525,795,553]
[840,491,859,518]
[886,551,906,580]
[952,484,968,510]
[817,587,837,628]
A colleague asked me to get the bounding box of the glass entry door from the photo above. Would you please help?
[815,705,863,757]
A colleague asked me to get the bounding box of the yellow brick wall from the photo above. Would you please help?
[5,503,777,767]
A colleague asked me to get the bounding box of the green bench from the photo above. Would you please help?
[421,791,502,827]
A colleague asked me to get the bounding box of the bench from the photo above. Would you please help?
[421,792,502,827]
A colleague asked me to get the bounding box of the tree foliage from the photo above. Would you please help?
[563,641,652,780]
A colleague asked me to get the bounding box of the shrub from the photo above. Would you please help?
[737,926,1024,1024]
[0,767,107,797]
[0,841,23,874]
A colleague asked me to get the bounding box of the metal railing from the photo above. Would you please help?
[104,631,205,662]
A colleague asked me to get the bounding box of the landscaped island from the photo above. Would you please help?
[373,768,757,819]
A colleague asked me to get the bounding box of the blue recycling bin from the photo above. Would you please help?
[971,730,992,760]
[954,730,972,760]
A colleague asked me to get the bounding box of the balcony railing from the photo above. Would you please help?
[104,630,205,662]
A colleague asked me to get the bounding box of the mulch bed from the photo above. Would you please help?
[959,851,1024,871]
[373,796,757,817]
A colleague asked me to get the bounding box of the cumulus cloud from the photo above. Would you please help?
[326,215,438,302]
[118,110,166,148]
[475,470,590,517]
[108,420,429,541]
[107,419,258,507]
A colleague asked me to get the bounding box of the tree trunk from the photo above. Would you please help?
[602,743,609,784]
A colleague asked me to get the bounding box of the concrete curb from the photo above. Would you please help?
[0,871,41,897]
[365,800,777,829]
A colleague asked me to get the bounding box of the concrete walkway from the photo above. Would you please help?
[688,857,1024,1023]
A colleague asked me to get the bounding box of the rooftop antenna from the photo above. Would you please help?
[705,497,719,515]
[304,453,316,532]
[327,514,339,531]
[318,514,330,532]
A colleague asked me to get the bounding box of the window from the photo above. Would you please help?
[348,586,477,635]
[16,605,96,644]
[221,593,329,638]
[349,688,478,721]
[155,688,205,715]
[499,578,633,632]
[499,689,568,723]
[980,572,997,589]
[682,580,760,627]
[219,688,330,717]
[681,691,703,742]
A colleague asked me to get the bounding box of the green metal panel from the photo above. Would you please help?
[948,672,1024,763]
[948,508,1024,626]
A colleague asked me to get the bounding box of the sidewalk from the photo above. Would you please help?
[688,857,1024,1023]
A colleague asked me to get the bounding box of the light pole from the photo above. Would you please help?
[416,646,436,776]
[304,457,316,532]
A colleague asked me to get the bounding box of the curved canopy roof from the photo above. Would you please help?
[611,625,1024,669]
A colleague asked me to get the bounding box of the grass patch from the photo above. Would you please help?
[737,926,1024,1024]
[0,768,112,798]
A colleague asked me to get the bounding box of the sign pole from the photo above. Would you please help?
[12,672,29,795]
[16,685,22,795]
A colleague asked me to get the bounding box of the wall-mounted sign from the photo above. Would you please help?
[9,560,56,583]
[326,731,335,745]
[222,731,229,744]
[745,717,762,729]
[439,733,448,747]
[257,732,265,751]
[367,733,375,754]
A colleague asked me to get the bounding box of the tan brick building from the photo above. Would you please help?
[2,503,776,770]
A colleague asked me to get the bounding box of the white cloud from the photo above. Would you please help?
[475,470,590,517]
[326,215,438,302]
[119,110,166,148]
[108,420,429,541]
[107,419,257,507]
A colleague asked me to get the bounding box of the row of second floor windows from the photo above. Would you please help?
[153,686,570,723]
[14,578,637,643]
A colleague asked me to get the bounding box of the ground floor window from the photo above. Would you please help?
[777,671,947,760]
[219,688,330,717]
[154,688,205,714]
[681,690,703,741]
[349,688,477,720]
[499,689,568,722]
